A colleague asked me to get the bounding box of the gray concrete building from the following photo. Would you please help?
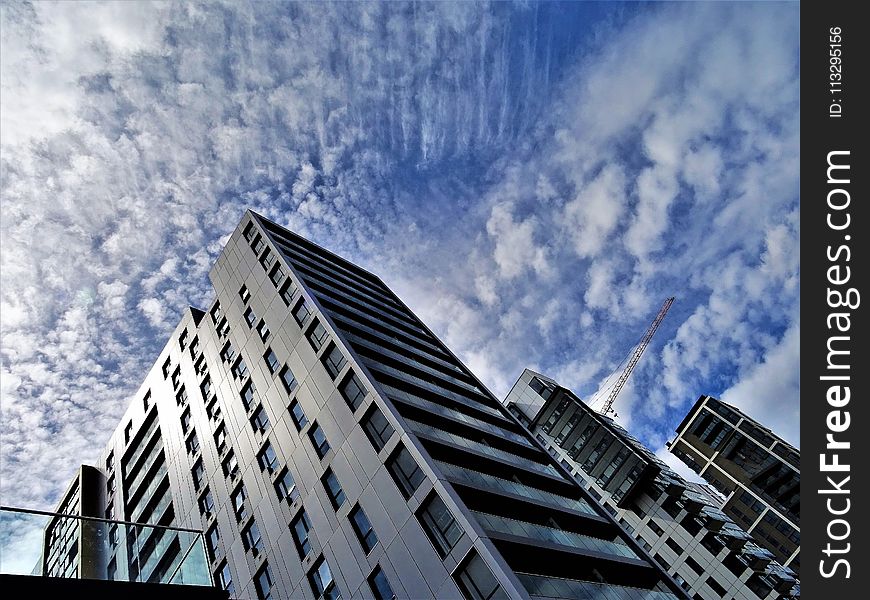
[46,212,688,599]
[504,369,798,600]
[669,396,800,576]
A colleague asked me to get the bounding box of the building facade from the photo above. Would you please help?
[669,396,800,576]
[504,369,798,600]
[48,211,687,599]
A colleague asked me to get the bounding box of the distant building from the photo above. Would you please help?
[669,396,800,575]
[505,369,798,600]
[45,212,687,599]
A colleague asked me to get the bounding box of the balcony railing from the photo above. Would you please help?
[0,506,211,587]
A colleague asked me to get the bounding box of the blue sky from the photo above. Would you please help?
[0,1,799,511]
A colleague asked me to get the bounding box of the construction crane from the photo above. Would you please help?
[596,296,675,418]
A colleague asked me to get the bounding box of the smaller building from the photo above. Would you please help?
[505,369,798,600]
[42,465,106,579]
[669,395,800,575]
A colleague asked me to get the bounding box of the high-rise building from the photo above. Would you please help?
[669,396,800,576]
[46,211,687,599]
[504,369,798,600]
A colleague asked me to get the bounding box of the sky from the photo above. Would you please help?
[0,1,799,512]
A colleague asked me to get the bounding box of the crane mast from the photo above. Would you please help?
[599,297,675,417]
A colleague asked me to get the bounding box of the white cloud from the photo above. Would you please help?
[0,2,799,514]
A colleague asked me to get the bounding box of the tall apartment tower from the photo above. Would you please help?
[669,396,800,576]
[504,369,798,600]
[48,211,687,599]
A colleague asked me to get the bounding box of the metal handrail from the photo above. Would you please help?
[0,505,204,534]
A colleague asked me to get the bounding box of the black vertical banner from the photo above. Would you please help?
[802,3,868,599]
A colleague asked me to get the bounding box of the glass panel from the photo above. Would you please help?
[0,506,211,586]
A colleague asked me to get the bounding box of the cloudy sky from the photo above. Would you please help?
[0,1,799,512]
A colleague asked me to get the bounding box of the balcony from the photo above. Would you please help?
[0,506,216,594]
[471,511,639,561]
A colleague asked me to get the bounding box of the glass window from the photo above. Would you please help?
[189,336,200,358]
[684,555,704,575]
[105,451,114,472]
[171,365,181,389]
[454,551,508,600]
[241,381,257,411]
[200,377,213,398]
[291,510,312,559]
[368,566,395,600]
[260,248,275,270]
[142,391,151,411]
[108,524,118,547]
[417,492,463,558]
[251,405,271,434]
[529,376,554,400]
[243,520,263,555]
[223,450,239,479]
[309,423,331,459]
[269,264,285,287]
[199,487,215,516]
[216,316,230,338]
[243,222,256,242]
[244,306,257,328]
[275,467,299,503]
[206,524,220,561]
[387,445,425,499]
[192,459,205,491]
[252,234,265,255]
[264,348,279,374]
[280,365,298,395]
[308,556,340,600]
[289,399,308,431]
[362,405,394,452]
[178,329,189,350]
[292,298,311,327]
[339,372,366,412]
[258,441,279,473]
[306,319,329,351]
[176,386,188,407]
[214,423,227,453]
[124,421,133,444]
[239,285,251,303]
[216,561,234,595]
[321,343,347,379]
[279,279,296,306]
[706,577,727,598]
[210,302,222,324]
[350,505,378,553]
[665,537,683,555]
[162,357,172,378]
[231,484,248,522]
[322,469,346,510]
[186,430,200,454]
[220,342,236,363]
[106,475,115,495]
[256,319,271,341]
[206,396,222,421]
[232,356,249,379]
[581,436,613,472]
[255,563,273,600]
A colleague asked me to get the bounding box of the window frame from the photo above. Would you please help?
[350,504,379,554]
[387,445,425,499]
[362,405,394,452]
[308,423,331,459]
[417,492,463,558]
[321,468,346,511]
